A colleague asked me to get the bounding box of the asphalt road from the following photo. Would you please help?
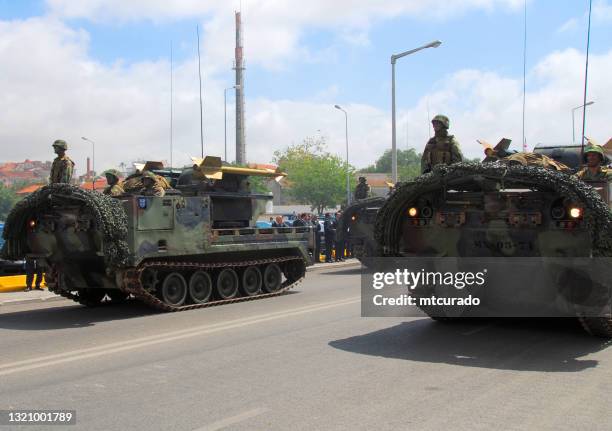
[1,264,611,431]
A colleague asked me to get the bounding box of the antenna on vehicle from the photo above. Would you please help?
[580,0,593,163]
[197,25,204,158]
[521,0,528,152]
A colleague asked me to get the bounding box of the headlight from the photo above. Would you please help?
[569,207,582,219]
[407,207,418,217]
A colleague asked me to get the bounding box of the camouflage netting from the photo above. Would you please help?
[375,162,612,257]
[1,184,130,268]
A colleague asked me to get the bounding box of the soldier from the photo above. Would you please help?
[139,171,165,197]
[354,176,370,200]
[312,214,322,263]
[573,145,612,182]
[49,139,75,184]
[103,169,124,196]
[421,115,463,174]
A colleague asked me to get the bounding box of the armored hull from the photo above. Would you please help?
[337,197,386,265]
[374,162,612,337]
[2,178,312,310]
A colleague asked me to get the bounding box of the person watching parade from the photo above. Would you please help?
[421,114,463,174]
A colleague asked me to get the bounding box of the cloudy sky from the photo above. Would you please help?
[0,0,610,175]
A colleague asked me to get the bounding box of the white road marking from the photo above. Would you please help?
[195,407,269,431]
[0,297,360,377]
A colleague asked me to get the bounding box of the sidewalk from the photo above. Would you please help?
[0,259,360,307]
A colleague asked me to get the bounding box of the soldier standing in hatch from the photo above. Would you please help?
[573,145,612,181]
[421,115,463,174]
[354,176,370,200]
[103,169,125,196]
[139,171,165,197]
[49,139,75,184]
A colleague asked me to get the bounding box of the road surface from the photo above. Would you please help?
[1,264,611,430]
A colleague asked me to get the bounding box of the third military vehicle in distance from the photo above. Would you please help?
[2,157,313,311]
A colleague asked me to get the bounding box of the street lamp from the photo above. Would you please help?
[391,40,442,183]
[81,136,95,190]
[334,104,351,206]
[224,85,240,162]
[572,101,594,145]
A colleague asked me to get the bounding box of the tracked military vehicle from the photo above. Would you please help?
[374,145,612,337]
[1,156,313,311]
[337,197,386,265]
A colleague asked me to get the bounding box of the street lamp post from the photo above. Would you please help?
[334,104,350,206]
[81,136,95,190]
[224,85,239,162]
[572,101,594,145]
[391,40,441,183]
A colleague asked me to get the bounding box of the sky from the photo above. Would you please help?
[0,0,610,175]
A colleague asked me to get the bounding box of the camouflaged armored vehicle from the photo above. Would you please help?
[1,156,313,311]
[374,143,612,337]
[337,197,386,265]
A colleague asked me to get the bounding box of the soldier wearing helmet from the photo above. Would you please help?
[103,169,125,197]
[354,176,370,200]
[421,114,463,174]
[573,145,612,182]
[139,171,165,197]
[49,139,75,184]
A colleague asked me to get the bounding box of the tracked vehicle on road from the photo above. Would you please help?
[2,157,313,311]
[374,146,612,337]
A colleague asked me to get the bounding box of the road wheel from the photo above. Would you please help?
[241,266,262,296]
[189,271,213,304]
[263,263,283,293]
[216,268,239,299]
[160,272,188,306]
[283,260,305,283]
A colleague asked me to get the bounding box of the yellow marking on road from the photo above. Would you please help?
[0,297,361,377]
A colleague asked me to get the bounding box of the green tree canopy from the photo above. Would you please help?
[274,137,355,214]
[361,148,422,181]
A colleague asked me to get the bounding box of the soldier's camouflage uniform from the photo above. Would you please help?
[421,115,463,174]
[104,183,125,196]
[354,179,370,200]
[573,145,612,182]
[49,155,74,184]
[139,171,165,197]
[574,167,612,182]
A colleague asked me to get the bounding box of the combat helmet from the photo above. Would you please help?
[104,169,122,180]
[431,115,450,129]
[52,139,68,150]
[583,144,609,164]
[141,170,157,181]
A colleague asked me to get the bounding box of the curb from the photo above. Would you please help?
[0,260,361,307]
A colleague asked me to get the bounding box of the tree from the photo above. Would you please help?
[0,183,19,221]
[361,148,422,181]
[274,136,355,214]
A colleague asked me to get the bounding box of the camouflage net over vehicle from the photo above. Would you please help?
[1,184,130,268]
[375,162,612,258]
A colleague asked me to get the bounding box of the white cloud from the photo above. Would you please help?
[45,0,525,70]
[0,16,610,177]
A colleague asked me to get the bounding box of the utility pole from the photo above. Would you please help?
[233,12,246,165]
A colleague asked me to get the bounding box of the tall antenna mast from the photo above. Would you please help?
[170,40,174,168]
[580,0,593,162]
[234,11,246,165]
[521,0,527,152]
[197,25,204,158]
